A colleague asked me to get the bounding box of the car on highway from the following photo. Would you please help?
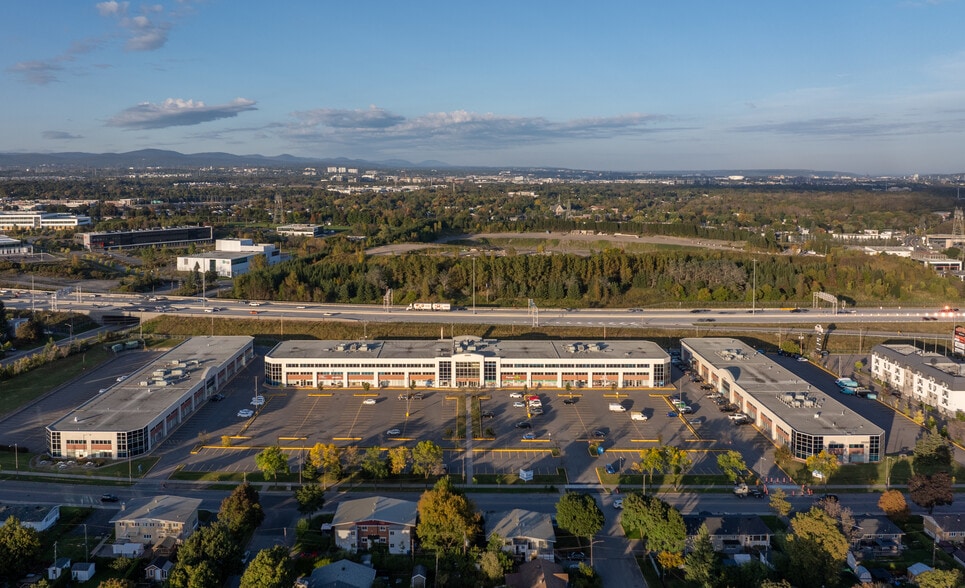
[101,494,119,502]
[116,375,128,382]
[513,401,526,408]
[385,428,401,436]
[514,421,532,429]
[237,409,254,418]
[362,398,377,405]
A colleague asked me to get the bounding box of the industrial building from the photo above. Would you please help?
[0,211,91,230]
[46,336,254,459]
[276,224,326,237]
[78,226,213,251]
[176,238,280,278]
[264,335,669,389]
[681,338,883,463]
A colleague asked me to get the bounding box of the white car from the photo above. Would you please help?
[509,392,524,398]
[513,401,526,408]
[237,409,254,418]
[386,428,401,436]
[613,498,624,509]
[363,398,377,405]
[116,375,127,382]
[250,396,265,406]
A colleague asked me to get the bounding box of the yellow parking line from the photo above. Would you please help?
[477,448,555,453]
[307,393,333,397]
[333,437,362,441]
[520,439,551,443]
[630,439,662,443]
[278,436,307,441]
[353,393,379,397]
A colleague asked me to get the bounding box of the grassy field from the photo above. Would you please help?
[0,346,114,418]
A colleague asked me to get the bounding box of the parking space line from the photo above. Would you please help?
[333,437,362,441]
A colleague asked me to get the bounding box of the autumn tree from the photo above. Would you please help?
[916,568,963,588]
[663,446,693,490]
[909,471,954,514]
[219,482,266,538]
[555,492,605,565]
[716,450,748,483]
[784,507,849,588]
[805,450,839,485]
[255,445,290,481]
[388,446,411,475]
[416,477,481,553]
[98,580,133,588]
[412,440,444,479]
[769,488,792,518]
[239,545,295,588]
[878,489,910,522]
[634,446,666,493]
[308,443,342,485]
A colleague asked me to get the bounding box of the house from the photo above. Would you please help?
[47,557,71,581]
[923,514,965,543]
[852,516,904,558]
[486,509,556,561]
[110,495,202,546]
[297,559,376,588]
[332,496,417,555]
[683,515,772,554]
[411,564,427,588]
[71,562,95,582]
[504,559,568,588]
[0,505,60,532]
[145,557,174,583]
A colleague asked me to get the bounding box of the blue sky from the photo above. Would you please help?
[4,1,965,174]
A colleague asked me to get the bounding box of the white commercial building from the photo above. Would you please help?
[176,238,281,278]
[0,211,91,230]
[264,335,669,390]
[871,343,965,415]
[681,338,883,463]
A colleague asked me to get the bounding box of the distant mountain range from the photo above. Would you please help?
[0,149,451,170]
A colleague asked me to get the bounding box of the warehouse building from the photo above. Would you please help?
[78,226,213,250]
[176,238,280,278]
[681,338,883,463]
[264,335,669,390]
[46,336,254,459]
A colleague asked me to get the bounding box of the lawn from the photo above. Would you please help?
[0,345,114,418]
[781,456,965,487]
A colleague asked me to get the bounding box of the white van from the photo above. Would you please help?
[608,403,626,412]
[630,411,648,421]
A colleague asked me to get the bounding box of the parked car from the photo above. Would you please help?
[513,401,526,408]
[613,498,624,509]
[237,409,254,418]
[563,398,578,405]
[604,462,619,474]
[515,421,532,429]
[385,428,401,436]
[510,392,524,398]
[481,410,495,419]
[362,398,377,405]
[522,433,536,440]
[592,430,607,439]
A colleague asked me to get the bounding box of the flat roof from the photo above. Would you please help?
[874,344,965,390]
[49,336,252,434]
[266,336,668,362]
[178,251,256,261]
[682,338,883,438]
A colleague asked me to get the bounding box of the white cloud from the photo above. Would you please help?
[107,97,257,129]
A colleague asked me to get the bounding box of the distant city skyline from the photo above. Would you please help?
[5,1,965,175]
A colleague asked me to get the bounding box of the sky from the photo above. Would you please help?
[4,1,965,174]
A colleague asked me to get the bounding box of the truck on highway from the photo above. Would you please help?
[406,302,451,311]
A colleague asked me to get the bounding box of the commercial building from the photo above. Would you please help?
[0,211,91,230]
[871,343,965,415]
[276,224,325,237]
[78,226,213,250]
[0,235,33,255]
[46,336,254,459]
[176,238,281,278]
[264,335,669,389]
[681,338,883,463]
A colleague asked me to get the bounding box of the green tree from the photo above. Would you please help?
[805,449,839,485]
[909,471,954,514]
[620,492,686,556]
[240,546,296,588]
[913,431,953,473]
[916,568,963,588]
[169,523,240,587]
[294,484,325,516]
[716,450,747,483]
[784,507,849,588]
[769,488,792,518]
[361,446,388,479]
[0,515,41,581]
[255,445,290,481]
[412,440,444,479]
[635,446,666,493]
[684,524,720,588]
[388,446,411,475]
[416,477,481,553]
[219,482,266,538]
[664,446,693,490]
[555,492,605,565]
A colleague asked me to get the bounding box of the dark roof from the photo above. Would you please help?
[855,516,904,538]
[683,515,771,538]
[927,514,965,533]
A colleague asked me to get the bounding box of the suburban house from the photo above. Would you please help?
[110,495,203,546]
[332,496,417,555]
[683,515,772,554]
[486,509,556,561]
[0,505,60,532]
[145,557,174,583]
[852,516,905,558]
[296,559,376,588]
[923,514,965,543]
[71,562,95,582]
[504,559,568,588]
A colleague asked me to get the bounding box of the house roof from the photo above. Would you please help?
[332,496,417,528]
[683,515,771,538]
[925,514,965,534]
[486,509,555,543]
[307,559,376,588]
[908,562,933,577]
[504,559,568,588]
[109,495,202,525]
[855,516,904,538]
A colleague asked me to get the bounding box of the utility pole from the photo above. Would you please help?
[472,256,476,315]
[752,258,757,314]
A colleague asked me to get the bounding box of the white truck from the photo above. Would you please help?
[406,302,452,311]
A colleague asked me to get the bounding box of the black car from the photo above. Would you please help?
[481,410,495,419]
[101,494,119,502]
[592,430,607,439]
[719,404,739,412]
[563,398,578,405]
[749,488,765,498]
[515,421,532,429]
[210,393,225,402]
